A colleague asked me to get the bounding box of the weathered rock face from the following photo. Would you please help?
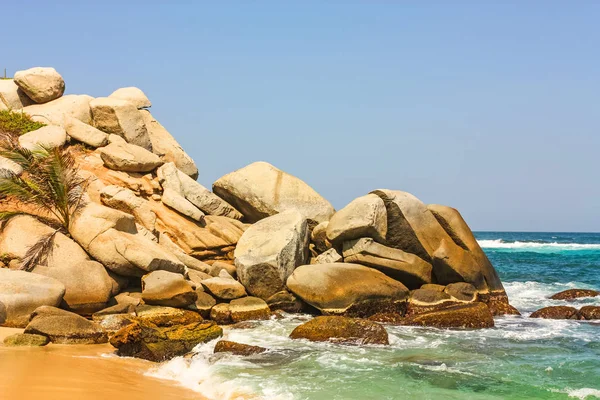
[109,87,152,109]
[141,271,197,308]
[100,185,157,233]
[22,94,93,126]
[70,202,185,277]
[444,282,478,302]
[213,161,335,224]
[201,271,247,300]
[579,306,600,320]
[0,269,65,327]
[342,238,432,289]
[402,302,495,329]
[139,111,198,178]
[290,316,389,345]
[0,79,34,109]
[234,211,310,299]
[3,333,50,347]
[134,305,203,327]
[161,188,205,221]
[427,204,505,293]
[189,291,217,318]
[32,261,114,315]
[229,296,271,323]
[549,289,600,301]
[287,263,409,317]
[99,137,163,172]
[530,306,579,319]
[313,248,343,264]
[14,67,65,103]
[210,303,232,325]
[214,340,267,356]
[266,290,305,313]
[90,97,151,150]
[64,116,108,148]
[110,320,223,362]
[18,125,67,150]
[406,288,458,316]
[24,306,108,344]
[311,221,331,253]
[326,194,387,245]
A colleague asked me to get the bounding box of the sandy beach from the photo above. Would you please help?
[0,327,204,400]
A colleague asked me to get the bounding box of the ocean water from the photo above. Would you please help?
[150,232,600,400]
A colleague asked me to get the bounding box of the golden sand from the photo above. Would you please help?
[0,327,204,400]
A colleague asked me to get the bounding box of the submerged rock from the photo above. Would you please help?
[530,306,579,320]
[290,316,389,345]
[24,306,108,344]
[110,320,222,362]
[402,302,495,329]
[549,289,600,301]
[214,340,267,356]
[3,333,49,347]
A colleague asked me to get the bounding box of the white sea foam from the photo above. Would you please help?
[550,388,600,399]
[477,239,600,251]
[503,281,600,313]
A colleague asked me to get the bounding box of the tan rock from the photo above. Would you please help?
[100,185,157,233]
[213,161,335,224]
[210,303,232,325]
[229,296,270,322]
[311,221,331,253]
[21,94,93,126]
[90,97,151,150]
[109,87,151,109]
[214,340,266,356]
[234,211,310,299]
[287,263,409,316]
[402,302,494,329]
[25,306,107,344]
[0,79,34,109]
[201,272,247,300]
[0,156,23,176]
[342,237,432,289]
[64,116,108,148]
[18,125,67,150]
[161,188,205,221]
[313,248,342,264]
[290,316,389,345]
[326,194,387,245]
[141,270,197,307]
[99,140,163,172]
[14,67,65,103]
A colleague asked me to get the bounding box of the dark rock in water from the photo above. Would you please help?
[3,333,49,347]
[480,291,521,316]
[214,340,267,356]
[289,316,389,345]
[549,289,600,301]
[24,306,108,344]
[135,305,202,327]
[530,306,579,319]
[402,303,494,329]
[578,306,600,320]
[444,282,478,302]
[229,296,270,323]
[406,288,460,316]
[110,320,222,362]
[368,312,404,324]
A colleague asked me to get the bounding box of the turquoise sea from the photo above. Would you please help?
[150,232,600,400]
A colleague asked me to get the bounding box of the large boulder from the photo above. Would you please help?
[109,87,151,109]
[24,306,107,344]
[213,161,335,224]
[0,79,34,109]
[139,111,198,178]
[0,215,89,269]
[342,238,432,289]
[201,271,247,300]
[289,316,389,345]
[229,296,270,322]
[287,263,409,316]
[90,97,152,150]
[21,94,93,126]
[14,67,65,103]
[326,194,387,245]
[110,320,222,362]
[157,162,241,219]
[141,271,197,308]
[0,269,65,327]
[70,202,185,277]
[18,125,67,150]
[32,260,114,315]
[64,116,108,148]
[549,289,600,300]
[100,185,157,233]
[406,287,460,316]
[402,302,495,329]
[99,136,163,172]
[578,306,600,320]
[530,306,579,319]
[234,210,310,299]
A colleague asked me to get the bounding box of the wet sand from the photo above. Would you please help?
[0,327,204,400]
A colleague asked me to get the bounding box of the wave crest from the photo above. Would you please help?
[477,239,600,251]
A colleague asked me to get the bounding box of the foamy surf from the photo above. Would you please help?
[478,239,600,251]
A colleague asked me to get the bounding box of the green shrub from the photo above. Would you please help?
[0,110,45,136]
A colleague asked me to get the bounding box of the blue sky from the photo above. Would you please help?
[4,2,599,231]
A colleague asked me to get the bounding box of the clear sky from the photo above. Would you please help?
[3,2,599,232]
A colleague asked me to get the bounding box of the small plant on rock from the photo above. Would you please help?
[0,110,45,136]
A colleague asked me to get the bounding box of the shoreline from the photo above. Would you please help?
[0,327,206,400]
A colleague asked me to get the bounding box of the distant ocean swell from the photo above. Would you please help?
[478,239,600,251]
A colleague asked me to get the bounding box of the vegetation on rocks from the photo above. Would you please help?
[0,110,45,136]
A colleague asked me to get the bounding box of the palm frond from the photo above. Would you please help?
[0,210,27,221]
[20,229,59,272]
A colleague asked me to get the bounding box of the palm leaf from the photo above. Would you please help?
[20,230,59,272]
